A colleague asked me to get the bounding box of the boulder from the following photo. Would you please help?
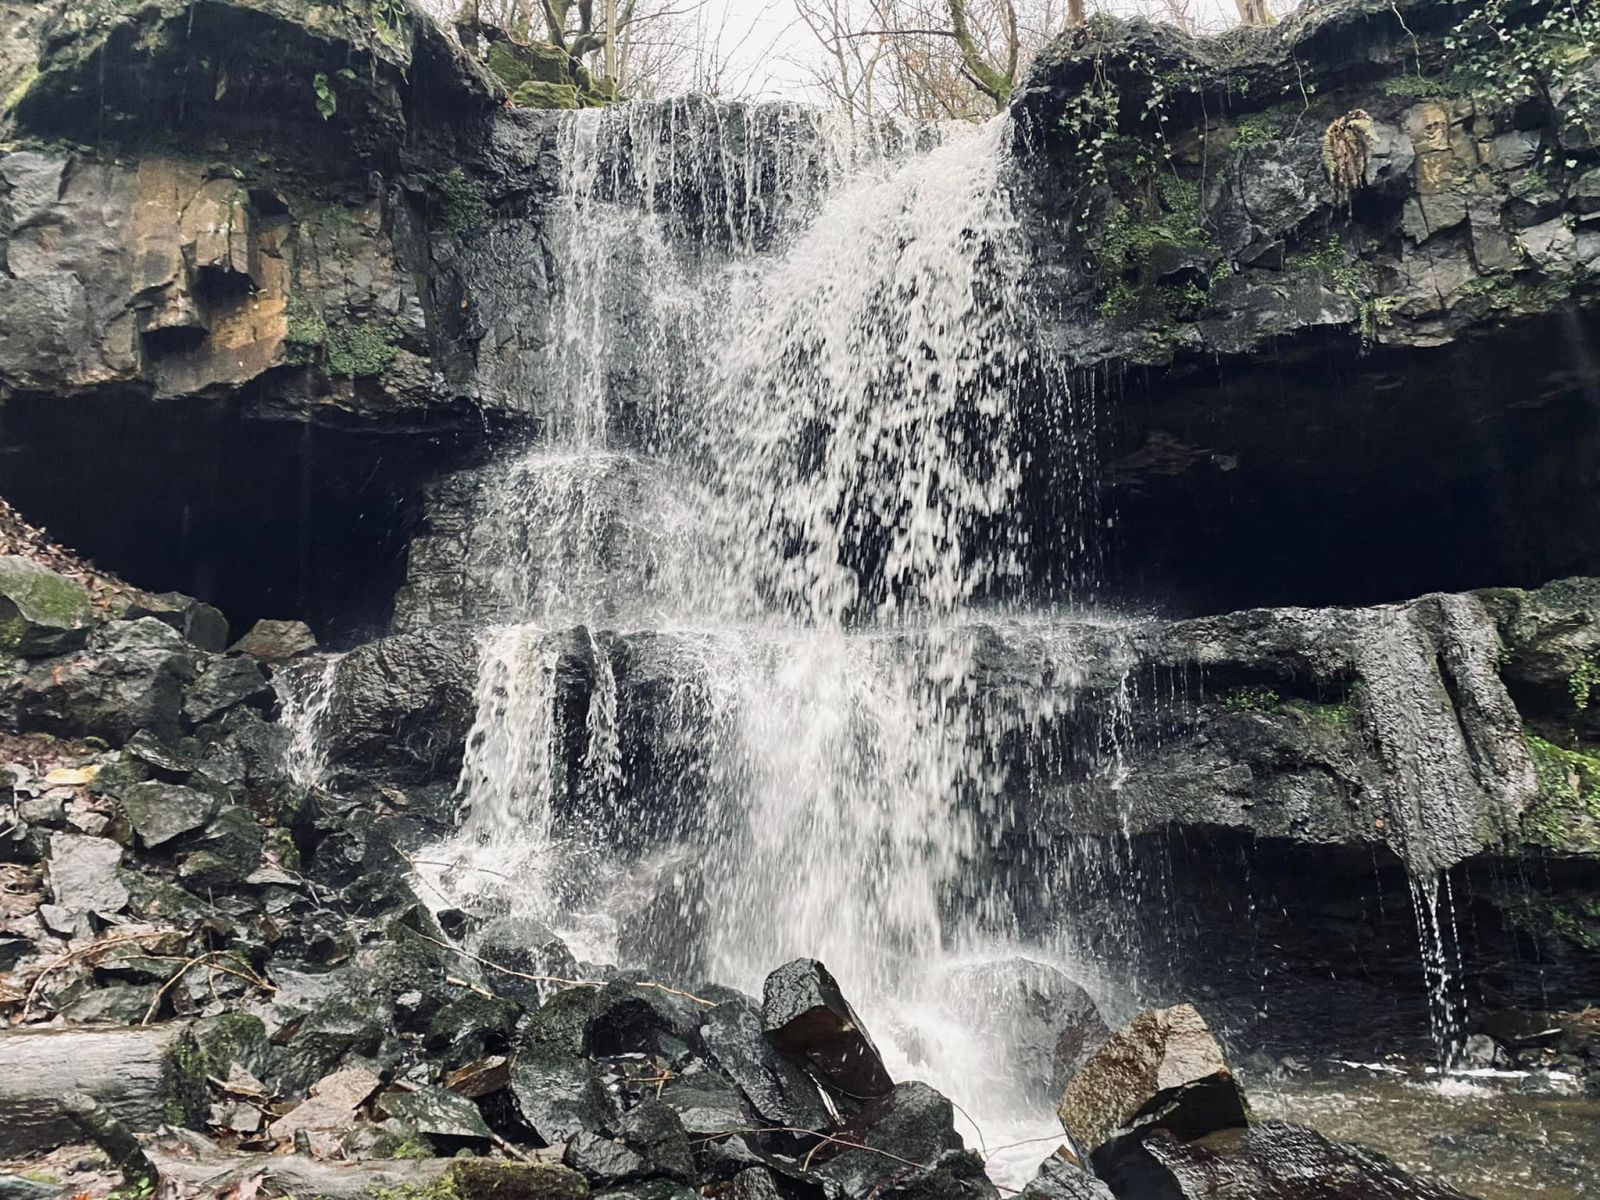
[700,995,830,1130]
[0,555,91,657]
[584,980,706,1062]
[817,1082,968,1196]
[1020,1155,1116,1200]
[510,988,617,1145]
[1056,1004,1247,1167]
[118,780,217,848]
[184,656,273,724]
[654,1074,752,1137]
[231,619,318,663]
[46,831,128,918]
[565,1102,693,1184]
[1139,1120,1476,1199]
[122,592,229,652]
[323,629,478,783]
[375,1086,492,1141]
[3,618,202,743]
[943,957,1110,1100]
[761,958,894,1107]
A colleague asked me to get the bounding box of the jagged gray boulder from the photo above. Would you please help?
[1056,1004,1247,1166]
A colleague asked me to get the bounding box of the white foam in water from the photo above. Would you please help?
[419,100,1095,1187]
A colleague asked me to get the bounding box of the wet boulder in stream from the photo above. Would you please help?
[700,994,830,1131]
[761,958,894,1108]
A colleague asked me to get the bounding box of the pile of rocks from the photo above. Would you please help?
[0,554,1511,1200]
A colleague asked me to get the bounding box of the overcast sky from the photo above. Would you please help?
[691,0,1299,101]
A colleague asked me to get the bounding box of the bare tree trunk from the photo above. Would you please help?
[1067,0,1084,24]
[1235,0,1273,24]
[946,0,1013,108]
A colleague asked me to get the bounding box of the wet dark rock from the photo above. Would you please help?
[729,1167,782,1200]
[567,1102,697,1185]
[1020,1155,1116,1200]
[762,958,894,1108]
[816,1083,967,1196]
[585,981,706,1062]
[566,1131,652,1182]
[700,995,829,1131]
[509,1047,618,1148]
[184,657,273,725]
[4,619,201,743]
[614,1101,696,1182]
[1057,1004,1247,1163]
[376,1086,493,1140]
[61,982,158,1024]
[193,806,266,879]
[231,620,318,663]
[125,729,200,777]
[873,1150,998,1200]
[1136,1120,1476,1200]
[593,1182,698,1200]
[323,630,478,784]
[123,592,230,653]
[427,992,523,1066]
[118,780,217,848]
[478,916,581,1007]
[654,1073,752,1137]
[0,555,91,658]
[275,1000,386,1095]
[511,990,618,1145]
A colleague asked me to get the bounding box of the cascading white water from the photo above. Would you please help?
[274,655,341,789]
[421,98,1103,1187]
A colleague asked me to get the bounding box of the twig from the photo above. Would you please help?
[693,1126,934,1174]
[142,953,275,1025]
[22,931,187,1020]
[446,974,496,999]
[411,931,717,1008]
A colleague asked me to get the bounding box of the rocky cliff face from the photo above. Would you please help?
[1,1,1599,1196]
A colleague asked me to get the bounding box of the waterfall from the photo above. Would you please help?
[421,98,1103,1186]
[274,655,340,789]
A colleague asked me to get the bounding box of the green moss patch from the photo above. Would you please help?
[510,80,579,110]
[1524,733,1600,855]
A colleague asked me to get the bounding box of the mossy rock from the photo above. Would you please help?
[446,1158,588,1200]
[487,40,570,90]
[1524,734,1600,855]
[159,1028,212,1129]
[0,555,92,658]
[510,81,579,110]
